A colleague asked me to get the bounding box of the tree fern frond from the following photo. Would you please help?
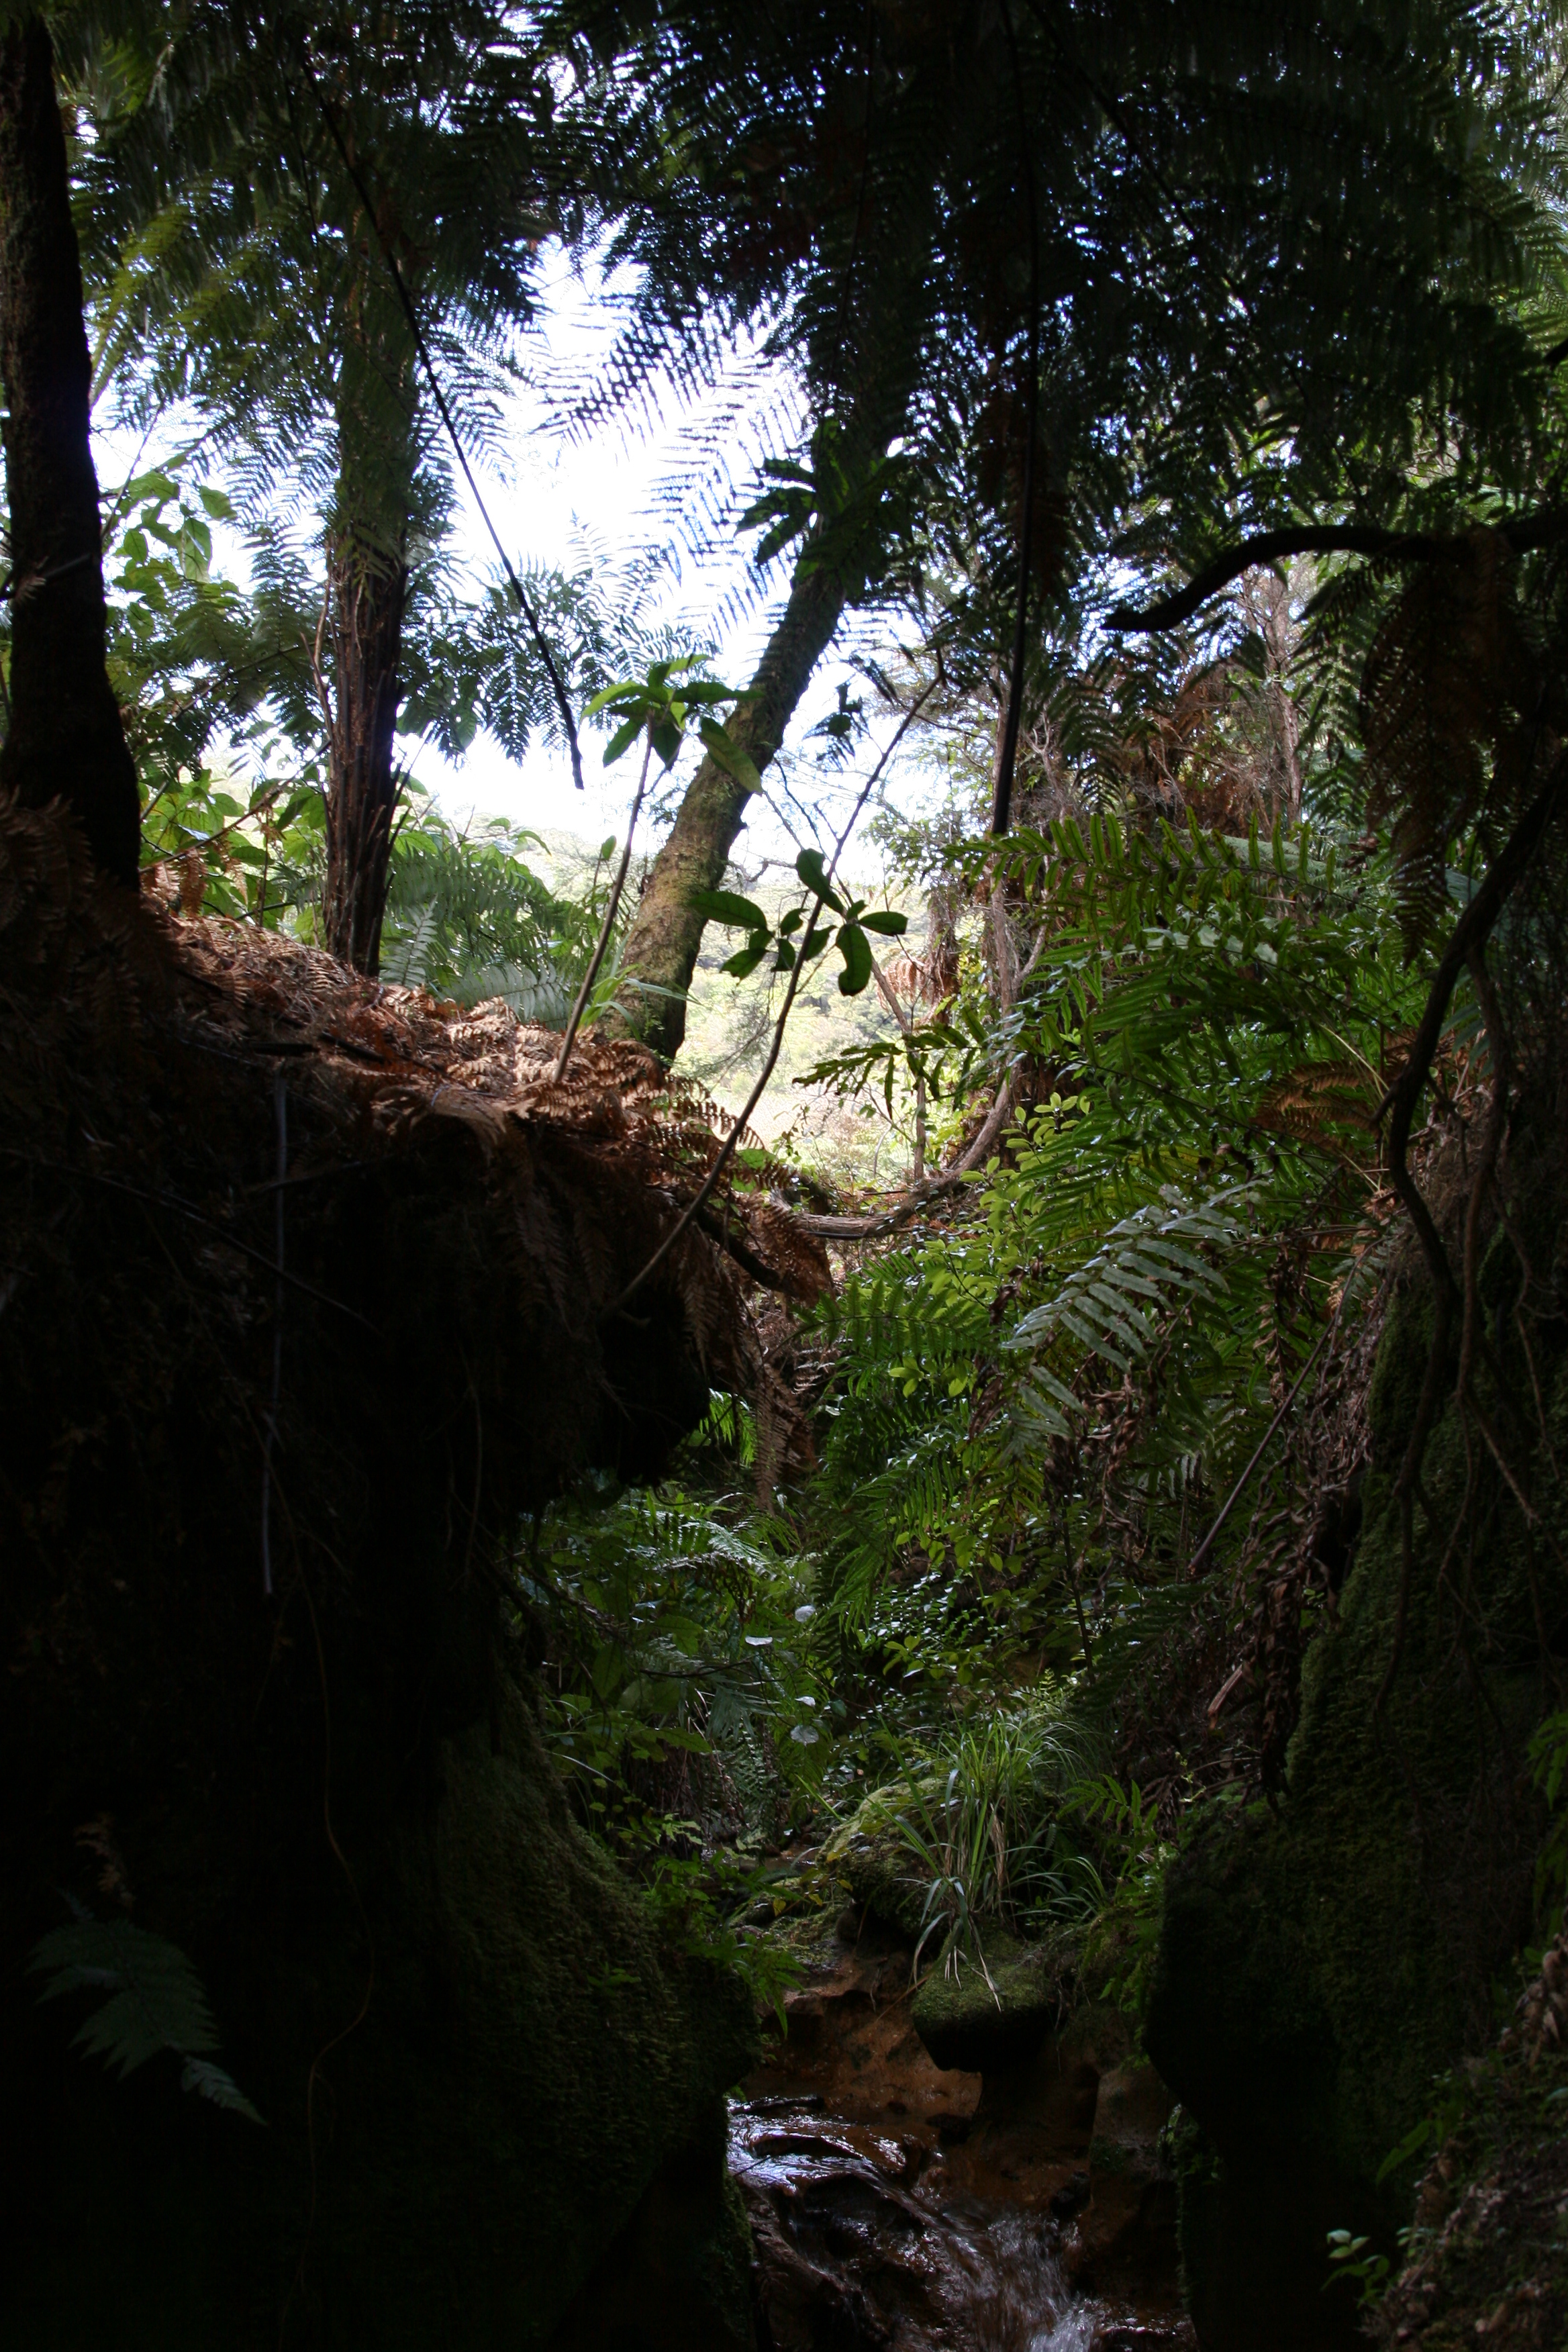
[32,1920,262,2123]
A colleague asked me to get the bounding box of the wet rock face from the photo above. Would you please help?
[749,1926,983,2135]
[736,1916,1189,2349]
[735,2106,1099,2351]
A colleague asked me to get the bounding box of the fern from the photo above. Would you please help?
[379,802,583,1018]
[32,1918,263,2123]
[1003,1185,1256,1440]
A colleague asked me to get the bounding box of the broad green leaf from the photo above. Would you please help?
[122,469,176,505]
[859,908,909,936]
[603,714,642,765]
[836,921,873,996]
[795,848,846,914]
[689,887,770,931]
[698,718,762,793]
[584,679,646,718]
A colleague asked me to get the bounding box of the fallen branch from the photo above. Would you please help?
[793,1078,1016,1240]
[795,918,1049,1242]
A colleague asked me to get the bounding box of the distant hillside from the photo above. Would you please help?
[534,830,922,1191]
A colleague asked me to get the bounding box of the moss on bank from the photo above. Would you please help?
[0,812,779,2347]
[1147,1192,1568,2349]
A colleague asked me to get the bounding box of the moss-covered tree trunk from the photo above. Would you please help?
[0,13,138,885]
[595,552,844,1062]
[318,238,418,977]
[320,532,408,973]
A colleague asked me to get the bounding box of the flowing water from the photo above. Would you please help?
[730,2090,1190,2352]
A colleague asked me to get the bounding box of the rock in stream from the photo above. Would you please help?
[730,1912,1193,2351]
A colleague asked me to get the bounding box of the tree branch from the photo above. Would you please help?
[1104,511,1568,636]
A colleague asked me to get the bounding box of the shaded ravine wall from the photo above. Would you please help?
[1148,1139,1568,2350]
[0,816,771,2348]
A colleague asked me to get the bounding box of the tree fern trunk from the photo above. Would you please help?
[597,552,844,1061]
[0,13,138,883]
[320,534,407,975]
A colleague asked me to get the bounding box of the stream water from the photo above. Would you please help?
[724,1906,1193,2351]
[731,2091,1118,2349]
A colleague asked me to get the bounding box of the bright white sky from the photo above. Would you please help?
[415,250,932,888]
[95,245,935,893]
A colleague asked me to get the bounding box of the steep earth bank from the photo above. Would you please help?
[1147,1128,1568,2349]
[0,811,809,2349]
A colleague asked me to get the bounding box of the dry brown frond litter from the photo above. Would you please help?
[0,789,826,1757]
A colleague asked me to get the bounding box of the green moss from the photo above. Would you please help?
[1146,1221,1568,2347]
[912,1931,1057,2071]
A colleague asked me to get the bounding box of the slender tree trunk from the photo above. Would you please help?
[599,24,952,1063]
[597,552,844,1060]
[320,534,407,974]
[0,15,138,883]
[317,224,417,978]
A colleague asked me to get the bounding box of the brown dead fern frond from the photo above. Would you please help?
[1253,1059,1377,1149]
[1361,530,1541,950]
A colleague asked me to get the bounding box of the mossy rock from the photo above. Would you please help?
[1146,1222,1568,2350]
[912,1932,1056,2072]
[6,1671,761,2350]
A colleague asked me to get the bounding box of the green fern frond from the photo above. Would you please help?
[1005,1184,1253,1377]
[32,1920,262,2124]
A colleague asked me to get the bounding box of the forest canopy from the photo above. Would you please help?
[8,0,1568,1951]
[7,2,1568,2343]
